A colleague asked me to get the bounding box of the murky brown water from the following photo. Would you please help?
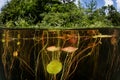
[0,28,120,80]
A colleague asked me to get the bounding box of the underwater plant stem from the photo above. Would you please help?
[67,39,101,79]
[42,31,49,79]
[57,30,61,60]
[92,35,112,38]
[53,75,56,80]
[19,57,34,76]
[77,31,80,47]
[35,31,49,80]
[60,53,69,80]
[2,30,10,79]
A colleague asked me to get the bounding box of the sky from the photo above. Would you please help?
[0,0,120,12]
[76,0,120,12]
[0,0,8,11]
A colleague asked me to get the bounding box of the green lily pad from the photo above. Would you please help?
[47,60,62,74]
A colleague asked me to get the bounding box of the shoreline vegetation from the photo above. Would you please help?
[0,0,120,28]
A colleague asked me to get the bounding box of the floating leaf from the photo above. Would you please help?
[61,46,78,53]
[46,46,60,52]
[47,60,62,74]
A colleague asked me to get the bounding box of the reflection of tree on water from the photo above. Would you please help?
[1,29,120,80]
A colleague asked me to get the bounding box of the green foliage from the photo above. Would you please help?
[5,18,30,28]
[59,0,76,3]
[39,3,86,28]
[40,12,68,27]
[47,60,62,74]
[0,0,120,28]
[85,0,97,13]
[0,0,53,24]
[107,5,120,26]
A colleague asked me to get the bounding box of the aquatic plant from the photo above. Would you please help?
[46,60,62,74]
[1,29,120,80]
[61,46,78,53]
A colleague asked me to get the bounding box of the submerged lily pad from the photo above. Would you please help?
[61,46,78,53]
[46,60,62,74]
[46,46,60,52]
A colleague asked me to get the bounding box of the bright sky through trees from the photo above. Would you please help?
[76,0,120,12]
[0,0,120,13]
[0,0,120,11]
[0,0,120,27]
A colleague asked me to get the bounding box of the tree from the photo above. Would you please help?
[60,0,76,3]
[0,0,63,27]
[0,0,119,28]
[85,0,97,13]
[107,5,120,26]
[85,0,97,23]
[39,2,85,28]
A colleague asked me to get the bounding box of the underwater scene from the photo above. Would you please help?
[0,28,120,80]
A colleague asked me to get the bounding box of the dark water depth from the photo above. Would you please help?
[0,28,120,80]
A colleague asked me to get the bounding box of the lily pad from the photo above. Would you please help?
[47,60,62,74]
